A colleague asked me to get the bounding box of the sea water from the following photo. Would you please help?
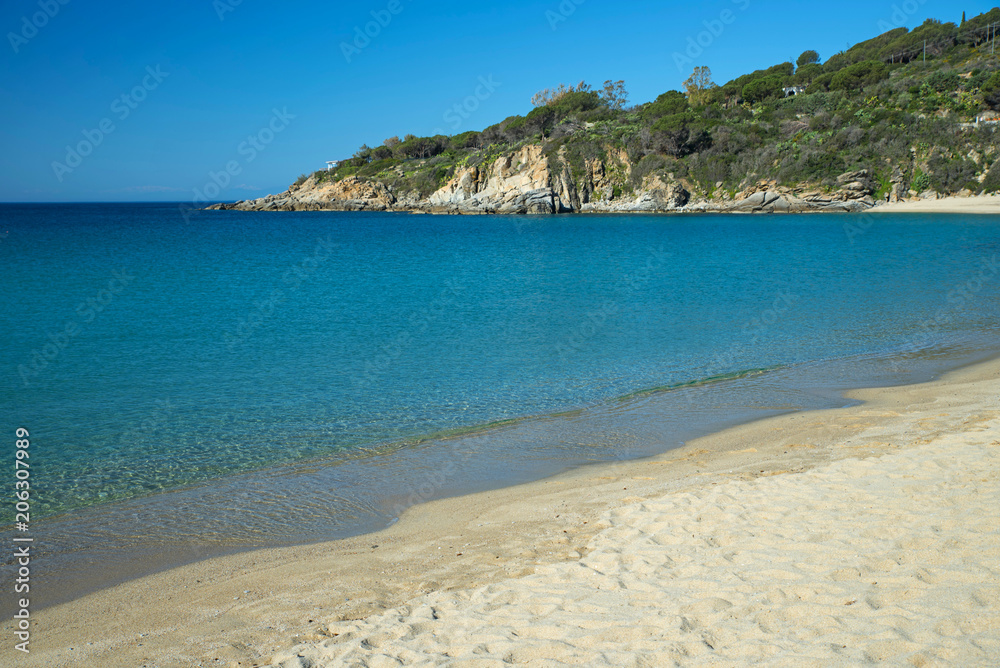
[2,204,998,605]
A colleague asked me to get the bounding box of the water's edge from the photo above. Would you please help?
[9,339,999,611]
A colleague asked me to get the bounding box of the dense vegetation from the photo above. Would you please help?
[309,10,1000,200]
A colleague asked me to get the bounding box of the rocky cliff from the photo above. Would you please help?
[208,144,880,215]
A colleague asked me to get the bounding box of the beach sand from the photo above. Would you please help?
[872,193,1000,214]
[4,358,999,667]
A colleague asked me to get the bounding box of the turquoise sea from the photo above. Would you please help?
[2,203,999,606]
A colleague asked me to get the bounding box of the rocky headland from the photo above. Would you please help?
[208,144,889,215]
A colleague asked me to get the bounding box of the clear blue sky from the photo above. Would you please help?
[0,0,991,202]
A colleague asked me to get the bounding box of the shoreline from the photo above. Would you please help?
[203,191,1000,216]
[5,353,999,667]
[9,340,993,614]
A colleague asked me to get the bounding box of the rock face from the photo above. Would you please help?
[705,172,877,214]
[210,148,880,216]
[429,145,569,214]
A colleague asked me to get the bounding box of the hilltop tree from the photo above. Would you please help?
[525,105,557,137]
[600,79,629,110]
[531,81,591,107]
[383,136,401,148]
[683,66,716,106]
[797,50,820,68]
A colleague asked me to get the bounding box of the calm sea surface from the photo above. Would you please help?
[2,203,999,605]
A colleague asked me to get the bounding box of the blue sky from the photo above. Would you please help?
[0,0,992,202]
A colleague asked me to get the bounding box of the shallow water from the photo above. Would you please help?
[2,204,998,606]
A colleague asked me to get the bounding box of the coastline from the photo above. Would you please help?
[204,191,1000,216]
[6,354,999,667]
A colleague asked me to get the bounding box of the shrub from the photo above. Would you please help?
[357,157,401,178]
[549,91,603,116]
[807,72,837,93]
[981,161,1000,193]
[925,69,960,93]
[742,75,784,103]
[927,154,979,192]
[449,131,481,150]
[628,154,670,188]
[525,106,557,136]
[801,151,846,180]
[648,112,711,157]
[911,168,931,192]
[641,91,689,121]
[983,72,1000,109]
[830,61,890,92]
[793,63,823,85]
[687,153,732,189]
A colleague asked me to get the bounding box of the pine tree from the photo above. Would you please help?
[961,11,966,25]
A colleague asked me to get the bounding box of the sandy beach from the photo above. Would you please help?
[4,358,999,667]
[872,193,1000,214]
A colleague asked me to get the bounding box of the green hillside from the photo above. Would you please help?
[310,9,1000,202]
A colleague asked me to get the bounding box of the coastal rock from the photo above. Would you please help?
[724,188,872,214]
[578,171,689,213]
[429,145,571,214]
[209,175,396,212]
[836,169,876,196]
[889,165,907,203]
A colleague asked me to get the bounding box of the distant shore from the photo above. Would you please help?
[871,192,1000,214]
[6,354,999,667]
